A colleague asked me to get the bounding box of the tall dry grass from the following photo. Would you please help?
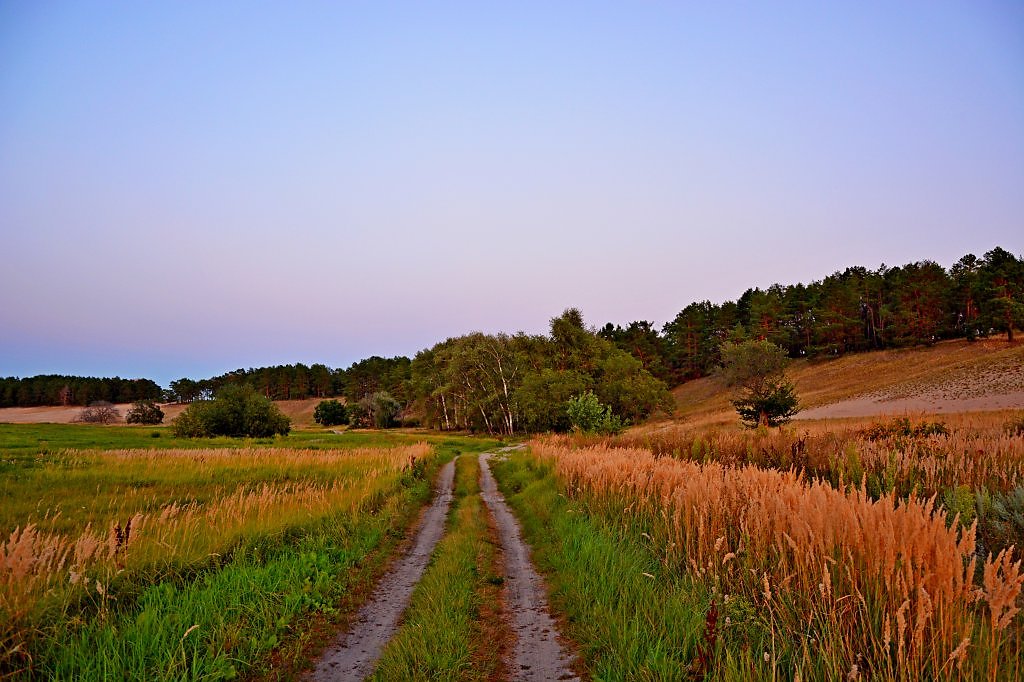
[534,440,1023,678]
[598,414,1024,499]
[0,444,431,674]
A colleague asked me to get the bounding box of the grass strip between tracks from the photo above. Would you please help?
[369,454,508,682]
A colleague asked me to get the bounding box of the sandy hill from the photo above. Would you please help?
[0,398,323,427]
[671,338,1024,427]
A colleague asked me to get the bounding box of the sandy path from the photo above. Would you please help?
[307,458,457,682]
[479,451,579,682]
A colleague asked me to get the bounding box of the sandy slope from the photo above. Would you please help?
[672,338,1024,425]
[0,398,322,427]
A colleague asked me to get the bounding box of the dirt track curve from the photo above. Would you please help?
[480,451,580,681]
[307,458,457,682]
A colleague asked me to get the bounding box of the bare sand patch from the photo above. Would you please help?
[0,398,321,426]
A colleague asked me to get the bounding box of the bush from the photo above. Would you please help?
[78,401,120,424]
[171,385,290,438]
[567,391,623,435]
[313,399,348,427]
[862,418,949,441]
[125,400,164,425]
[1004,413,1024,438]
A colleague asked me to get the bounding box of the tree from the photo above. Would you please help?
[125,400,164,424]
[78,401,121,424]
[720,340,800,428]
[976,247,1024,342]
[313,399,348,426]
[349,391,401,429]
[171,385,290,437]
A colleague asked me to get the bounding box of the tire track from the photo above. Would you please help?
[479,451,580,682]
[307,457,457,682]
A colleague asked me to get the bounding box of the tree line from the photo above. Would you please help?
[165,357,411,405]
[600,246,1023,384]
[0,375,163,408]
[3,246,1019,423]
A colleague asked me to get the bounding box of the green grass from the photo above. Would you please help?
[370,454,506,682]
[491,452,770,681]
[0,427,502,680]
[42,495,417,681]
[0,422,497,455]
[0,425,500,535]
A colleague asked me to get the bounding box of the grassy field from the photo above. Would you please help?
[493,412,1024,680]
[0,423,500,680]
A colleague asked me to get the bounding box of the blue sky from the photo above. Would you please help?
[1,1,1022,386]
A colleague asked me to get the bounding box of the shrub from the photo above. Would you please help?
[171,385,290,438]
[125,400,164,425]
[1004,413,1024,438]
[78,401,120,424]
[566,391,623,435]
[862,418,949,441]
[313,399,348,427]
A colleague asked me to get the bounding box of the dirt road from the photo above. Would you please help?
[307,458,457,681]
[479,451,580,681]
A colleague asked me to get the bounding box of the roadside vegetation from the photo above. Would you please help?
[496,414,1024,680]
[370,455,507,681]
[0,427,499,680]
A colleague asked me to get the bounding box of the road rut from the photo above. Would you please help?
[479,451,580,681]
[307,458,457,682]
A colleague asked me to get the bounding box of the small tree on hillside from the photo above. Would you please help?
[721,340,800,428]
[313,399,348,427]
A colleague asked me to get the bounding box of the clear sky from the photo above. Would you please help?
[1,1,1022,387]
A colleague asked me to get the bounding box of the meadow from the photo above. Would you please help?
[0,424,500,680]
[493,412,1024,680]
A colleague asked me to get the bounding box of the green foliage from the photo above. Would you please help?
[171,385,290,438]
[975,247,1024,342]
[125,400,164,425]
[941,485,979,527]
[567,391,623,435]
[731,382,799,428]
[721,340,800,428]
[977,486,1024,559]
[0,375,162,408]
[514,369,590,433]
[410,309,672,435]
[349,391,401,429]
[313,399,348,427]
